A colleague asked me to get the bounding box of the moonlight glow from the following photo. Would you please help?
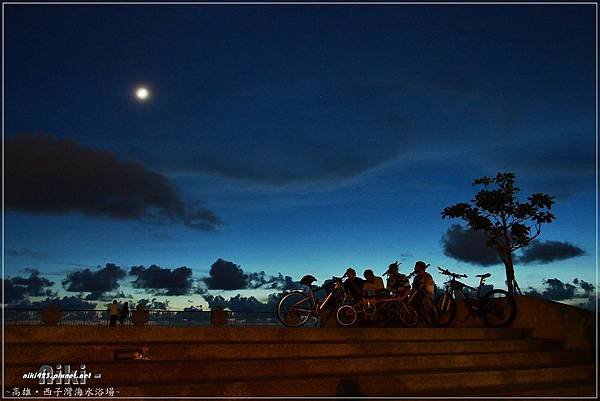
[135,87,150,101]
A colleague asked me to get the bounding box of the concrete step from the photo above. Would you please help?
[5,350,592,385]
[505,382,597,397]
[87,365,597,397]
[4,338,561,363]
[4,326,532,344]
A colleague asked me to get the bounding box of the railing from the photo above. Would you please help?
[4,309,43,325]
[1,308,296,327]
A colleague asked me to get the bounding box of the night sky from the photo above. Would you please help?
[4,4,596,310]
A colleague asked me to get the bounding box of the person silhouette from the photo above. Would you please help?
[118,302,129,326]
[412,261,435,297]
[342,267,364,302]
[108,300,119,327]
[362,269,385,298]
[383,261,410,295]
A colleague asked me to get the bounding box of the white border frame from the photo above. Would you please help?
[1,1,598,399]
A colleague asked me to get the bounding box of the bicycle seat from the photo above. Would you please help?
[476,273,491,279]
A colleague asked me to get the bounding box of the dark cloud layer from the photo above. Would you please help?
[2,280,28,304]
[441,225,502,266]
[203,258,298,291]
[204,259,247,290]
[518,241,585,264]
[577,296,598,312]
[525,278,594,301]
[140,77,414,186]
[248,272,297,291]
[2,269,55,303]
[487,136,595,198]
[130,265,193,295]
[442,226,586,267]
[5,134,219,230]
[573,278,594,295]
[204,293,281,312]
[62,263,127,300]
[137,298,170,310]
[10,269,55,297]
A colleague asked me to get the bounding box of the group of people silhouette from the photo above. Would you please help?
[106,261,435,326]
[108,300,130,326]
[341,260,435,303]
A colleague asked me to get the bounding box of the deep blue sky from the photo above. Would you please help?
[4,4,596,309]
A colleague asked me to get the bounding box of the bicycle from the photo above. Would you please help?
[276,275,346,327]
[406,277,438,327]
[434,266,516,327]
[336,272,420,327]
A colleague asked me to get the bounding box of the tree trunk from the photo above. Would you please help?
[497,246,516,294]
[499,225,517,295]
[504,251,516,295]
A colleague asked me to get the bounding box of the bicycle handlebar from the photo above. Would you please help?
[437,266,468,278]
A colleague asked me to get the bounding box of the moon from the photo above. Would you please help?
[134,86,150,101]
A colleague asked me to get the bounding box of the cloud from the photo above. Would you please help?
[203,259,247,290]
[577,296,598,312]
[518,241,585,264]
[10,269,55,297]
[6,248,47,259]
[5,134,219,230]
[204,293,281,312]
[2,280,29,304]
[2,269,56,304]
[88,290,134,302]
[247,271,297,291]
[527,278,576,301]
[131,76,416,186]
[573,278,594,296]
[61,263,127,300]
[137,298,170,310]
[525,278,594,301]
[441,225,502,266]
[484,134,595,198]
[130,265,193,296]
[203,258,298,291]
[489,136,594,178]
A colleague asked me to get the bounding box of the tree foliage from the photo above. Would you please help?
[441,172,555,293]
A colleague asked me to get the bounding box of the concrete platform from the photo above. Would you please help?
[3,296,597,398]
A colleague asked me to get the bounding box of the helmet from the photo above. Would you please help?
[414,261,430,271]
[384,261,400,276]
[300,275,317,286]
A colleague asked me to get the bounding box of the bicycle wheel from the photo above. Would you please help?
[481,289,516,327]
[276,292,312,327]
[398,304,418,327]
[435,292,456,327]
[336,304,358,326]
[418,292,439,327]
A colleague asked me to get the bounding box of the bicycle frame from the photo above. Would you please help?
[441,276,487,312]
[292,282,341,318]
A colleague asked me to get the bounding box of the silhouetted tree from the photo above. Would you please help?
[441,172,555,294]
